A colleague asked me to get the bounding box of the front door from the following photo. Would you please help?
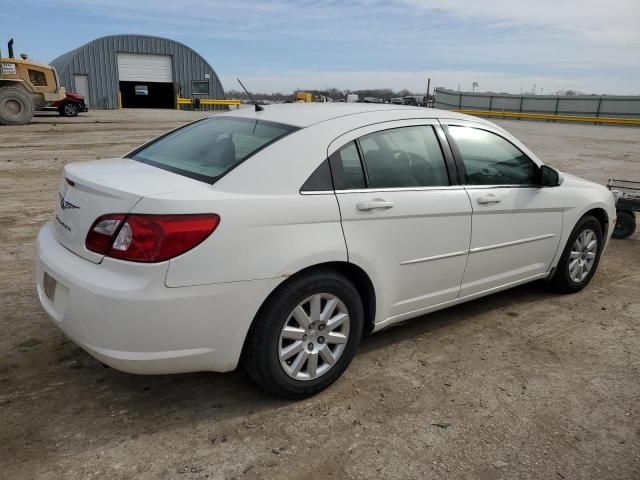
[329,121,472,323]
[444,123,563,297]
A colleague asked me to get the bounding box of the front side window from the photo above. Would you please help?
[28,69,47,86]
[130,117,297,183]
[448,126,537,185]
[358,126,449,188]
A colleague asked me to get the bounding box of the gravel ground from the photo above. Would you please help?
[1,109,638,480]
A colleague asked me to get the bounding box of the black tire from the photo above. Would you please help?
[0,87,35,125]
[243,269,364,399]
[612,210,636,239]
[549,215,604,293]
[59,102,79,117]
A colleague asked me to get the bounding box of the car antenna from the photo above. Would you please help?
[237,78,263,112]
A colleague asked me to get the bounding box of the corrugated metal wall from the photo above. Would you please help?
[51,35,225,109]
[434,88,640,118]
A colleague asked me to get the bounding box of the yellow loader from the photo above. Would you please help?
[0,38,67,125]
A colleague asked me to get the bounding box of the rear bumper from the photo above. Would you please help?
[36,222,280,374]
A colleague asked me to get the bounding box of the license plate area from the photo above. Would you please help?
[43,271,57,301]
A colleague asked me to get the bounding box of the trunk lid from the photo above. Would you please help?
[53,158,209,263]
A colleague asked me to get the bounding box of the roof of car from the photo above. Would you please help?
[220,103,493,128]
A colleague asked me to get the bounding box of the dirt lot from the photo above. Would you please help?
[1,109,638,480]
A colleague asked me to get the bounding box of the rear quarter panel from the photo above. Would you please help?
[134,187,346,288]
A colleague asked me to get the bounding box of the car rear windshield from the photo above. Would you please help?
[129,117,298,183]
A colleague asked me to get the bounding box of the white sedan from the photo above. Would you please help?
[36,104,616,398]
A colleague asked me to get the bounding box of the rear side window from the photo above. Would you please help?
[130,117,298,183]
[448,126,537,185]
[359,126,449,188]
[301,159,333,191]
[329,141,366,190]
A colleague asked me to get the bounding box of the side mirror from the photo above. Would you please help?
[539,165,563,187]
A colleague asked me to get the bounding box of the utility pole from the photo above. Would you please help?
[426,77,431,107]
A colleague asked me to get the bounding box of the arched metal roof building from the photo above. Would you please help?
[51,34,225,109]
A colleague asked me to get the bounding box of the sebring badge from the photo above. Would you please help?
[58,192,79,210]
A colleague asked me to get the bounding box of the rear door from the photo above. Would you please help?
[329,120,472,323]
[442,121,563,297]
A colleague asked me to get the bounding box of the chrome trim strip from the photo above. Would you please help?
[474,207,565,215]
[333,184,543,194]
[465,184,539,189]
[299,190,334,195]
[470,233,555,253]
[400,250,468,265]
[335,186,464,194]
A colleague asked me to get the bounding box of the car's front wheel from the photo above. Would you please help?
[549,215,604,293]
[243,269,364,399]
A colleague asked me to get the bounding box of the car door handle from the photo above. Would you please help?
[477,194,501,205]
[356,199,395,211]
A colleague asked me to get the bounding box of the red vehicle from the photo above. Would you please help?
[46,92,89,117]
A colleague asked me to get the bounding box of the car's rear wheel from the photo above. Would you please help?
[243,269,364,399]
[549,215,603,293]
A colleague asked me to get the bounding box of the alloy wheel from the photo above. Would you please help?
[64,104,78,116]
[569,229,597,283]
[278,293,350,381]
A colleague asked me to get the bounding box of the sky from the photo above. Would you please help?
[3,0,640,95]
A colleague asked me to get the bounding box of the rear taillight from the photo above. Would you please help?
[86,214,220,262]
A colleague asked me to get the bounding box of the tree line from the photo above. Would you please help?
[225,87,424,102]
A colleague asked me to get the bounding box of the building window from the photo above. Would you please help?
[192,80,210,95]
[134,85,149,96]
[28,69,47,86]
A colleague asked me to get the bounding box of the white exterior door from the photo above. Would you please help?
[116,53,173,82]
[328,121,472,324]
[73,74,90,105]
[444,123,564,297]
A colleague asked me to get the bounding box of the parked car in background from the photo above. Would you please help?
[36,103,615,398]
[46,92,88,117]
[403,95,424,106]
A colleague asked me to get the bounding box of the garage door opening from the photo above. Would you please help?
[119,81,175,108]
[117,53,174,109]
